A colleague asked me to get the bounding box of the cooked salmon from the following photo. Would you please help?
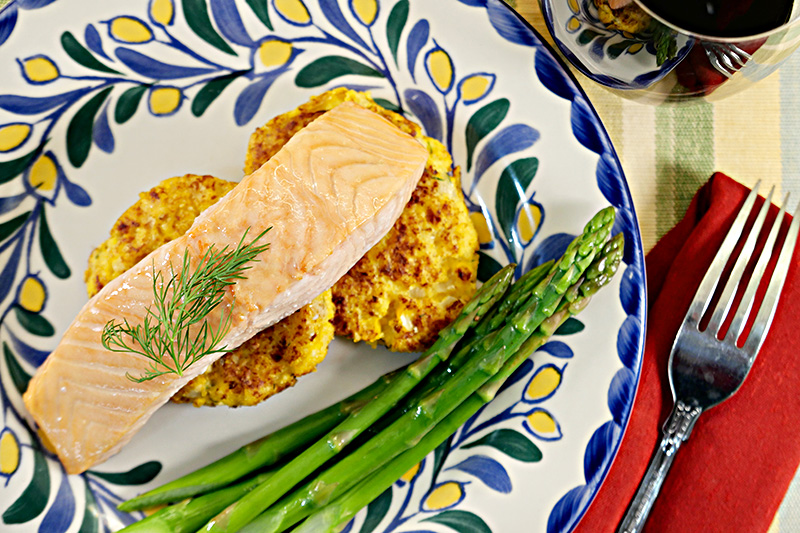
[245,89,479,353]
[23,102,428,475]
[608,0,633,8]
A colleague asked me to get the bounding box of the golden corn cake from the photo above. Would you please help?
[84,173,335,408]
[244,89,479,352]
[593,0,652,33]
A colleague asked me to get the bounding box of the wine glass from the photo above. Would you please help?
[539,0,800,102]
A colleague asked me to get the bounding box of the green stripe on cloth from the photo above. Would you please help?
[655,102,715,235]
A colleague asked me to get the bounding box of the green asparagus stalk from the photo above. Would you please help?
[472,259,554,337]
[120,470,276,533]
[478,232,624,399]
[290,233,624,533]
[358,259,555,439]
[200,264,516,533]
[119,371,397,512]
[323,261,552,451]
[421,259,554,394]
[230,208,616,533]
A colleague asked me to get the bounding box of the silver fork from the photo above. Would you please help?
[618,183,800,533]
[703,42,753,78]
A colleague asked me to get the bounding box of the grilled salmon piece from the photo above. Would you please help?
[23,102,428,474]
[84,174,336,408]
[246,88,479,352]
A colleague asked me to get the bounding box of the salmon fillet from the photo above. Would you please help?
[608,0,633,8]
[23,102,428,474]
[84,174,337,408]
[245,89,479,353]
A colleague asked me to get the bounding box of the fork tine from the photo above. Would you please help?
[706,186,775,335]
[718,50,738,71]
[733,43,752,60]
[742,201,800,355]
[705,47,735,78]
[685,183,760,327]
[725,43,751,65]
[726,193,789,342]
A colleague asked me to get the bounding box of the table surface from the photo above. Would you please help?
[513,0,800,532]
[1,0,797,530]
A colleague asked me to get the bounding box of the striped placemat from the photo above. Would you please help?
[517,0,800,251]
[515,1,800,531]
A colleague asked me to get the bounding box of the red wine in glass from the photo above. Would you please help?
[637,0,793,37]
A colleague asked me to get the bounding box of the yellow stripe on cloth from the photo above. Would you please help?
[621,99,658,250]
[714,71,783,195]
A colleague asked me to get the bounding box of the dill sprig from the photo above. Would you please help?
[101,228,271,383]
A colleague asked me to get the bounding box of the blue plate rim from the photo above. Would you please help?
[488,1,648,529]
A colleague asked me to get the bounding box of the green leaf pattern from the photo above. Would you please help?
[181,0,238,55]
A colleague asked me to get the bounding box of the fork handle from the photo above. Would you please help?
[617,400,703,533]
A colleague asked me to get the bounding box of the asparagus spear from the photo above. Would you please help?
[121,264,512,514]
[478,232,623,400]
[291,234,623,533]
[230,208,616,533]
[423,259,554,393]
[200,264,516,533]
[119,371,396,512]
[120,470,276,533]
[472,259,554,337]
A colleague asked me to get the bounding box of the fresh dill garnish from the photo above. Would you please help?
[101,228,271,383]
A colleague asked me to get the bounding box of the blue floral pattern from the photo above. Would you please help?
[0,0,646,531]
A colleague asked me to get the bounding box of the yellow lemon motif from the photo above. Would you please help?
[22,56,59,83]
[0,430,20,476]
[424,482,463,511]
[150,0,175,25]
[149,87,182,115]
[400,462,421,482]
[258,40,293,69]
[110,17,154,43]
[274,0,311,25]
[628,43,644,54]
[19,277,46,313]
[352,0,378,26]
[567,16,582,32]
[526,366,562,402]
[459,74,492,103]
[428,49,454,93]
[0,123,31,152]
[469,211,493,245]
[516,202,542,244]
[527,410,557,435]
[28,153,58,191]
[568,0,580,13]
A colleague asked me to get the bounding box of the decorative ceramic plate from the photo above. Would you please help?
[540,0,693,90]
[0,0,645,531]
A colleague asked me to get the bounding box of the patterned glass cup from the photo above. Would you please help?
[540,0,800,102]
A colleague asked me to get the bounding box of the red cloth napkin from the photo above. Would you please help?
[574,173,800,532]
